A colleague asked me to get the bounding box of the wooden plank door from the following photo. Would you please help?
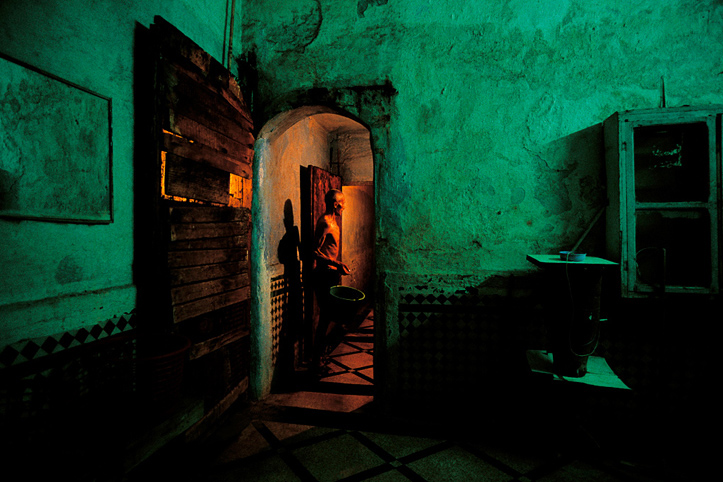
[150,16,253,437]
[300,166,342,364]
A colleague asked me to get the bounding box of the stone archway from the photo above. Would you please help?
[249,106,375,399]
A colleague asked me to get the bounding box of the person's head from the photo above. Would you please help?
[325,189,345,215]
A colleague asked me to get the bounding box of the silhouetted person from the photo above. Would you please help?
[312,189,350,373]
[276,200,302,388]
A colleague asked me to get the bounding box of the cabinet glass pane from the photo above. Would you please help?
[635,210,711,288]
[633,123,709,202]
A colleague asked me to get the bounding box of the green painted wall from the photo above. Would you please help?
[243,0,723,276]
[242,0,723,404]
[0,0,243,346]
[3,0,722,408]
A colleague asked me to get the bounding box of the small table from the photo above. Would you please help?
[527,254,618,377]
[526,254,618,268]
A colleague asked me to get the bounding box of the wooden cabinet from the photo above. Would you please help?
[604,106,722,297]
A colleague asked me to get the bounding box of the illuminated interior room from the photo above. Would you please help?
[1,1,720,481]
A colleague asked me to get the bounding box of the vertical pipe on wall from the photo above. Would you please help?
[228,0,236,68]
[222,0,230,67]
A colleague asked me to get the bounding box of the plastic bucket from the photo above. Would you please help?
[329,285,366,322]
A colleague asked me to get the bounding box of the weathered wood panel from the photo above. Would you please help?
[188,328,249,361]
[173,286,251,323]
[167,248,247,268]
[163,132,251,178]
[152,16,254,439]
[155,21,251,122]
[166,113,253,169]
[185,377,248,442]
[164,152,230,204]
[171,221,248,241]
[169,236,247,252]
[160,64,253,140]
[169,262,247,286]
[171,272,250,305]
[169,205,250,224]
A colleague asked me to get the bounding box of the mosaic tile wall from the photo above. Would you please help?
[270,273,304,368]
[396,284,544,403]
[270,275,287,366]
[1,312,138,425]
[393,278,714,433]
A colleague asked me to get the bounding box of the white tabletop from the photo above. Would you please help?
[526,254,618,267]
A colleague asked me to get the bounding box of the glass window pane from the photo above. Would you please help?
[633,123,709,202]
[635,210,711,288]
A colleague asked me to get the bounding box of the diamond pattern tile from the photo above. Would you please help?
[270,273,304,368]
[0,311,137,368]
[317,311,375,388]
[198,408,664,482]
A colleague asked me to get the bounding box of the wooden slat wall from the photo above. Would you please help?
[163,133,252,178]
[156,17,253,204]
[167,205,250,324]
[152,16,254,437]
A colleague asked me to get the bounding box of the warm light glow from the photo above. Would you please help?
[163,129,193,142]
[229,173,252,208]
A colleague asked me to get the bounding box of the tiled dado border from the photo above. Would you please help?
[396,287,503,391]
[270,274,287,366]
[0,311,137,369]
[270,273,304,366]
[394,281,549,401]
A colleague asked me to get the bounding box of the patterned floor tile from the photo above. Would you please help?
[360,431,443,460]
[467,440,555,476]
[538,459,628,482]
[210,453,303,482]
[213,424,271,465]
[405,445,512,482]
[261,420,316,443]
[360,470,418,481]
[347,341,374,350]
[264,391,373,412]
[332,351,374,370]
[322,371,374,385]
[291,432,386,482]
[331,342,364,355]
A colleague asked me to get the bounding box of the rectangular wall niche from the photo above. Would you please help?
[0,54,112,223]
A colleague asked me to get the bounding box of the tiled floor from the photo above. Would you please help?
[317,313,375,389]
[128,311,685,482]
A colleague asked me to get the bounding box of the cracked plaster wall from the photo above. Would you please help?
[0,0,241,346]
[243,0,723,281]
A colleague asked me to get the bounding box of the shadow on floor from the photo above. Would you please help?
[126,309,700,482]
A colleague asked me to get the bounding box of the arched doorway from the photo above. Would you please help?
[250,106,374,400]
